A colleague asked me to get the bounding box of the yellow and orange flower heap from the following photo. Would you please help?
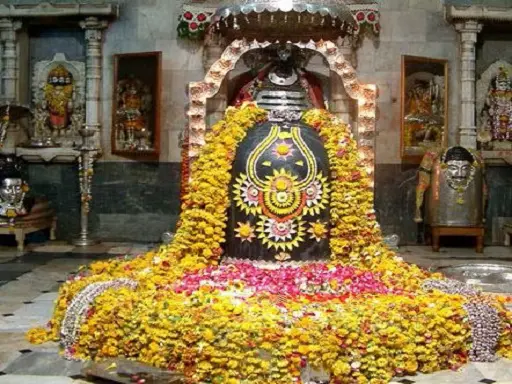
[28,104,512,384]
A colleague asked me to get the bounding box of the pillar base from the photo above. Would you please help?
[72,236,99,247]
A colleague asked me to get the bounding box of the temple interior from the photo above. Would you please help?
[0,1,512,384]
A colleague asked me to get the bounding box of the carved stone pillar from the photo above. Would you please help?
[203,34,227,126]
[455,20,483,149]
[330,38,356,128]
[80,17,108,148]
[0,19,21,101]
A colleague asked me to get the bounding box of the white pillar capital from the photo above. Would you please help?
[80,17,108,40]
[455,20,483,35]
[0,18,21,101]
[455,19,482,149]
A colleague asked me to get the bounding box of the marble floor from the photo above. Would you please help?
[0,242,510,384]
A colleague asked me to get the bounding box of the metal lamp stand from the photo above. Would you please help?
[72,124,100,246]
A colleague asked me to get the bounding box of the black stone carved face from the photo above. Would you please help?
[227,120,331,262]
[442,146,475,190]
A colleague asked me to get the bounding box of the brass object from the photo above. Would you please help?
[72,124,100,247]
[415,147,486,227]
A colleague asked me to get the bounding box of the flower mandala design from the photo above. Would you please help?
[272,140,295,160]
[308,220,328,242]
[233,174,262,215]
[257,217,305,251]
[304,172,330,216]
[234,221,256,243]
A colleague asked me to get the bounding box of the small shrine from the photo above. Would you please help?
[444,0,512,162]
[0,1,118,162]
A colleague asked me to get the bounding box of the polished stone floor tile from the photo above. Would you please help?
[33,292,58,302]
[70,244,110,254]
[3,352,85,377]
[474,360,512,381]
[108,246,132,255]
[32,245,75,253]
[0,263,36,272]
[0,375,76,384]
[0,271,24,282]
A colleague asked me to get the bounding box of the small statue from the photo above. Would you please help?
[116,76,152,150]
[415,146,486,226]
[404,79,444,148]
[69,103,85,136]
[43,64,74,135]
[0,155,32,222]
[481,67,512,142]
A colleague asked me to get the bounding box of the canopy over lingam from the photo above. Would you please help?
[178,0,380,40]
[212,0,357,41]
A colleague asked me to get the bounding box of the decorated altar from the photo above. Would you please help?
[26,1,512,383]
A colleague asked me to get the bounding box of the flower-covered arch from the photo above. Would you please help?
[183,38,377,197]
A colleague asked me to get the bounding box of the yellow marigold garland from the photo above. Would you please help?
[26,105,512,383]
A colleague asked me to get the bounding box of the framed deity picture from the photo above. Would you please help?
[400,55,448,162]
[111,51,162,159]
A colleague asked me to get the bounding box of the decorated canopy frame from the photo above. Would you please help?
[183,38,377,196]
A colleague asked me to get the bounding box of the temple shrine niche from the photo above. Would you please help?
[444,1,512,162]
[0,2,118,247]
[0,2,118,163]
[477,61,512,151]
[111,51,162,158]
[29,53,85,149]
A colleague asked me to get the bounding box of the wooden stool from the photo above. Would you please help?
[431,226,484,253]
[0,198,57,251]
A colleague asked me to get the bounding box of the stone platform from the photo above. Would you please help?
[0,243,510,384]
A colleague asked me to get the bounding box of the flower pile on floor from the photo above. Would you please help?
[28,104,512,384]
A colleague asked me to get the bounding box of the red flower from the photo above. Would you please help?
[375,23,381,32]
[356,12,365,21]
[183,11,193,20]
[189,22,198,30]
[197,13,207,22]
[367,12,376,22]
[351,171,361,181]
[336,149,346,158]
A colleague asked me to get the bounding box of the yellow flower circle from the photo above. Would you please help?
[276,143,290,156]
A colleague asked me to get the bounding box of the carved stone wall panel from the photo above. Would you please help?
[32,52,86,147]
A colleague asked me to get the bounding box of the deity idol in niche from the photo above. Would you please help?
[116,76,152,149]
[43,65,74,134]
[404,78,444,148]
[482,67,512,142]
[231,43,326,111]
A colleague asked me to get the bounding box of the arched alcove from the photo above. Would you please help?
[183,39,377,197]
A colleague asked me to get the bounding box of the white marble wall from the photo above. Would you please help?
[100,0,459,165]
